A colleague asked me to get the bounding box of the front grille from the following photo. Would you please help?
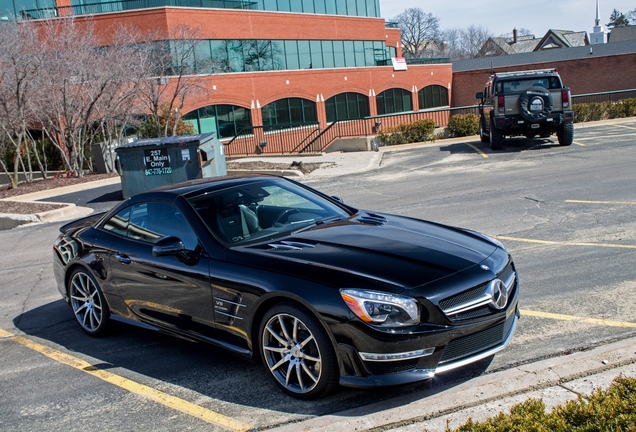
[439,284,487,311]
[438,262,515,322]
[439,314,515,364]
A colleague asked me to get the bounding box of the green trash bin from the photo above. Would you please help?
[116,133,226,198]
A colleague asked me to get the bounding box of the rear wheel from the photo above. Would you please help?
[69,268,110,336]
[259,304,338,399]
[558,123,574,146]
[490,119,505,150]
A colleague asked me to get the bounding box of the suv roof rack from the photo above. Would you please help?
[493,69,557,78]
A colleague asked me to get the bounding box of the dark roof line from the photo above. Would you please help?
[453,39,636,72]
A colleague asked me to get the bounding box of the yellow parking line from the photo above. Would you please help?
[521,309,636,328]
[0,329,250,431]
[466,143,489,158]
[566,199,636,206]
[614,124,636,131]
[573,141,586,146]
[495,235,636,250]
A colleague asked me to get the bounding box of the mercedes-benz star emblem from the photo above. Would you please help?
[485,279,508,310]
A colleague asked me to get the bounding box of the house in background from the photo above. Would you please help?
[478,28,589,57]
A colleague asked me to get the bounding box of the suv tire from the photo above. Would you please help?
[557,123,574,146]
[490,119,505,150]
[519,86,554,122]
[479,116,489,143]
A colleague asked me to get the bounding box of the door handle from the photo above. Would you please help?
[115,253,131,264]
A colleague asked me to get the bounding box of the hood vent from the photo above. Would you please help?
[357,213,387,226]
[267,240,316,251]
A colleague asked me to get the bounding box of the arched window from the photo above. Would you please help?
[376,88,412,115]
[418,85,449,109]
[262,98,318,131]
[325,92,370,122]
[182,105,252,139]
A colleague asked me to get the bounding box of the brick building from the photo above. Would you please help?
[2,0,453,153]
[452,40,636,108]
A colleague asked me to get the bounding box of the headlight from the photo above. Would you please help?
[340,289,420,327]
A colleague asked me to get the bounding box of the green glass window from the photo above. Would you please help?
[310,40,323,69]
[377,88,413,115]
[325,92,370,122]
[284,40,299,69]
[418,85,449,109]
[322,41,335,68]
[262,98,318,131]
[183,105,252,139]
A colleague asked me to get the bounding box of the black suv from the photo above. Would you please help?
[476,69,574,150]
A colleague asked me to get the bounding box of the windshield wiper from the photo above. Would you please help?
[292,216,344,234]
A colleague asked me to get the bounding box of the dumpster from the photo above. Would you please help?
[116,133,226,198]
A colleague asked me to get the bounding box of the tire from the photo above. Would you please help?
[489,119,505,150]
[518,86,554,122]
[68,268,111,336]
[557,123,574,146]
[479,116,489,143]
[259,303,338,399]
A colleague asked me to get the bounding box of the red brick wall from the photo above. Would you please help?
[452,53,636,107]
[82,8,388,43]
[180,64,453,127]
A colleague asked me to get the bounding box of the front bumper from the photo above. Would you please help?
[336,296,519,388]
[493,111,573,134]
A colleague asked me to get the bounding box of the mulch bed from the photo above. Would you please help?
[0,172,119,215]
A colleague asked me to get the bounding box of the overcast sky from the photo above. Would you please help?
[378,1,636,38]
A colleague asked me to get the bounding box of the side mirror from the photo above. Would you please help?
[152,236,185,257]
[476,92,484,100]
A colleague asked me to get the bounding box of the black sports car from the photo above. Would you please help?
[53,175,519,399]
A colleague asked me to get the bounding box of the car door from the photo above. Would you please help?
[102,200,216,338]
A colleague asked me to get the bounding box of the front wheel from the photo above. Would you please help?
[557,123,574,146]
[259,304,338,399]
[68,268,110,336]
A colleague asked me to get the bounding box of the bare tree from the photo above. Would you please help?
[440,25,493,60]
[629,8,636,23]
[33,18,147,176]
[136,25,212,138]
[393,8,441,58]
[0,20,46,187]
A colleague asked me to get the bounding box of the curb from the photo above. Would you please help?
[0,202,94,229]
[0,176,121,202]
[268,336,636,432]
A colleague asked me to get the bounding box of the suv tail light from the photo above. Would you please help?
[498,95,505,113]
[562,90,570,108]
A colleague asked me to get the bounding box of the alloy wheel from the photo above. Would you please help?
[70,271,104,333]
[262,313,322,395]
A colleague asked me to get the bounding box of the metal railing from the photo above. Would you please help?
[223,106,481,157]
[572,88,636,105]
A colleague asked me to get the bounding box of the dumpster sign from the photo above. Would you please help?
[143,148,172,176]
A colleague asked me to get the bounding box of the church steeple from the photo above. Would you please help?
[590,0,607,44]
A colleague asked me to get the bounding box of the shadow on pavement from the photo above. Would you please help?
[13,300,492,418]
[440,138,560,154]
[88,189,123,204]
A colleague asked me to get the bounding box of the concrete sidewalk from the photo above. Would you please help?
[270,337,636,431]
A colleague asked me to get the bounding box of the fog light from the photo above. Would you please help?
[359,347,435,362]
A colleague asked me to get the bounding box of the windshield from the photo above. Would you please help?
[187,179,351,245]
[497,76,562,93]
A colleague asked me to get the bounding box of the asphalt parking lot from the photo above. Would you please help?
[1,120,635,431]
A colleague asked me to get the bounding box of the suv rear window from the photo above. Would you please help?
[496,77,562,93]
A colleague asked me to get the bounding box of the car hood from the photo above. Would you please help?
[238,212,501,291]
